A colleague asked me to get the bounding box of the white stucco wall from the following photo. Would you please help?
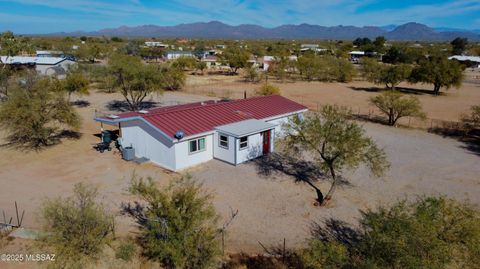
[265,112,304,137]
[213,132,236,164]
[121,120,177,170]
[235,133,263,164]
[174,134,214,170]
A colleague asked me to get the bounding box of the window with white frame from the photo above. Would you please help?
[239,136,248,150]
[219,134,229,149]
[189,137,206,153]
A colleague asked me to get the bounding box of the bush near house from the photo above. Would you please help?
[38,183,115,268]
[123,174,221,269]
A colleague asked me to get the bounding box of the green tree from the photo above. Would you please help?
[409,55,464,95]
[300,197,480,268]
[362,59,412,90]
[370,91,426,126]
[63,70,89,101]
[284,105,389,205]
[0,77,80,148]
[160,65,186,91]
[172,56,197,71]
[108,54,163,111]
[256,83,280,96]
[39,182,115,268]
[451,37,468,55]
[220,47,250,74]
[124,175,220,269]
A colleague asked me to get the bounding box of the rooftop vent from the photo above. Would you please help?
[138,110,149,114]
[174,130,185,139]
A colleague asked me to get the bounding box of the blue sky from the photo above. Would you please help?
[0,0,479,34]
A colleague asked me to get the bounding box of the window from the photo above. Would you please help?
[189,137,206,154]
[219,134,229,149]
[239,136,248,150]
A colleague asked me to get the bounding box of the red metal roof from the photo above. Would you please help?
[100,95,307,138]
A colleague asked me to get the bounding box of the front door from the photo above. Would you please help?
[262,130,271,155]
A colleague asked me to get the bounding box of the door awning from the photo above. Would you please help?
[215,119,277,138]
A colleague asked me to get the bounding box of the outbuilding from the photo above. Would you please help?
[95,95,307,171]
[0,56,76,77]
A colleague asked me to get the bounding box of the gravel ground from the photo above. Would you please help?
[0,90,479,257]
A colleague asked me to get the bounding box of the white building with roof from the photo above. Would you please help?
[0,56,76,77]
[95,95,307,171]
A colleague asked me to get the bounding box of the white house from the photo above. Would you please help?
[0,56,76,77]
[262,55,298,71]
[95,95,307,171]
[165,51,195,60]
[145,41,168,48]
[448,55,480,68]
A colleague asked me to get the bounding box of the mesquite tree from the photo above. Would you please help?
[370,91,426,126]
[108,54,163,111]
[283,105,389,205]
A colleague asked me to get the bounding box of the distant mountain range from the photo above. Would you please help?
[48,21,480,41]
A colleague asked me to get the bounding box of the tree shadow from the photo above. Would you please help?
[70,100,91,107]
[106,100,159,112]
[0,130,82,151]
[348,86,441,96]
[252,153,351,187]
[428,127,480,156]
[310,218,361,247]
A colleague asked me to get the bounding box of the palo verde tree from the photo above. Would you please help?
[39,182,115,268]
[370,91,426,126]
[219,47,250,74]
[124,174,221,269]
[283,105,389,205]
[0,76,80,148]
[408,55,464,95]
[108,53,163,111]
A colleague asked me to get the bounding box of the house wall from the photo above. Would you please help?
[121,120,177,170]
[174,134,214,170]
[235,133,263,165]
[213,132,235,164]
[265,112,304,136]
[37,60,76,77]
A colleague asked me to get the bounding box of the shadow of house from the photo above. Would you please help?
[106,100,159,112]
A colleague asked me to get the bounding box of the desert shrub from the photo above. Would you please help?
[256,83,280,96]
[299,197,480,268]
[123,175,221,269]
[39,182,115,268]
[115,240,137,262]
[0,76,80,148]
[244,65,261,83]
[370,91,426,126]
[461,105,480,132]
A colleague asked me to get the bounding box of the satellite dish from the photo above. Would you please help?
[174,130,184,139]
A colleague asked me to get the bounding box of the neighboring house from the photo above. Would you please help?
[165,51,195,60]
[145,41,168,48]
[0,56,76,77]
[216,44,227,49]
[36,50,63,57]
[201,55,220,68]
[262,55,298,71]
[448,55,480,68]
[300,44,327,53]
[349,51,382,63]
[95,95,307,171]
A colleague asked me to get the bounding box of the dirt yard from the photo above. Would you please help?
[0,74,479,268]
[185,69,480,123]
